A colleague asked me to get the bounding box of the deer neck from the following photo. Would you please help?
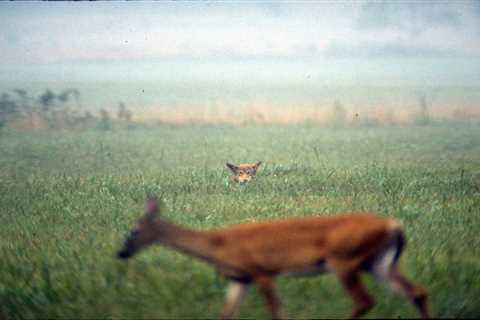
[153,219,219,263]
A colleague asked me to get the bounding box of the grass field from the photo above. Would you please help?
[1,123,479,319]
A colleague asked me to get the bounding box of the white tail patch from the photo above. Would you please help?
[371,245,398,280]
[369,219,404,280]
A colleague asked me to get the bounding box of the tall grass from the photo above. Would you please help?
[1,124,479,318]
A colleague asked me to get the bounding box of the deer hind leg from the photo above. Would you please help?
[338,271,375,319]
[384,269,430,319]
[220,282,248,320]
[256,276,285,320]
[368,243,430,318]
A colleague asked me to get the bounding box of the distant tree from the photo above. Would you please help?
[0,93,18,132]
[39,89,56,112]
[13,88,38,129]
[414,93,431,125]
[13,89,27,98]
[98,108,112,130]
[57,91,70,104]
[70,89,81,109]
[13,89,31,114]
[57,89,81,109]
[117,102,132,122]
[117,102,126,120]
[331,99,347,126]
[1,88,89,131]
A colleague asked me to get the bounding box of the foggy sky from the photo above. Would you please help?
[1,1,480,65]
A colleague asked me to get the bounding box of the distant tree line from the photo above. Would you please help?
[0,88,134,133]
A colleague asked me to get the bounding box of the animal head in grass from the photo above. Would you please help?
[226,161,262,183]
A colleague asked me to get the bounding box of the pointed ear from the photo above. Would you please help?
[255,161,262,168]
[226,163,239,173]
[145,197,160,221]
[145,198,158,213]
[146,196,167,212]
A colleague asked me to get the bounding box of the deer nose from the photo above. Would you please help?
[117,238,135,259]
[117,249,132,259]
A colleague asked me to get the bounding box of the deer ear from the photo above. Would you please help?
[255,161,262,168]
[226,163,238,173]
[145,197,168,221]
[145,198,159,214]
[145,198,160,222]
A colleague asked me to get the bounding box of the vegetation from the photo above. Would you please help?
[0,89,133,132]
[2,88,479,133]
[414,93,431,126]
[1,124,479,319]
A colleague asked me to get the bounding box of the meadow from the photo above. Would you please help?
[1,123,479,319]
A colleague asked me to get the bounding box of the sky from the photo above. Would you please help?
[1,1,480,64]
[0,1,479,91]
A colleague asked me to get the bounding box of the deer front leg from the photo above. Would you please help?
[256,276,285,320]
[220,281,248,320]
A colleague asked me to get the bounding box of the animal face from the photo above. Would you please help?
[226,162,262,183]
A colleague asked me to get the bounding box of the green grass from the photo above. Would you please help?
[1,124,479,319]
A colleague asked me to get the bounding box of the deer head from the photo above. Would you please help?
[117,198,164,259]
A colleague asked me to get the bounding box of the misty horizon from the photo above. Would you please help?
[1,1,479,120]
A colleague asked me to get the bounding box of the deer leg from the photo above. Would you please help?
[339,271,375,319]
[219,281,248,320]
[385,269,431,319]
[256,276,284,320]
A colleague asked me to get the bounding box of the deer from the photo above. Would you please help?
[226,161,262,183]
[117,198,431,319]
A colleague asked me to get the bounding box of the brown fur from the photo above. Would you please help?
[226,162,262,183]
[117,199,431,319]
